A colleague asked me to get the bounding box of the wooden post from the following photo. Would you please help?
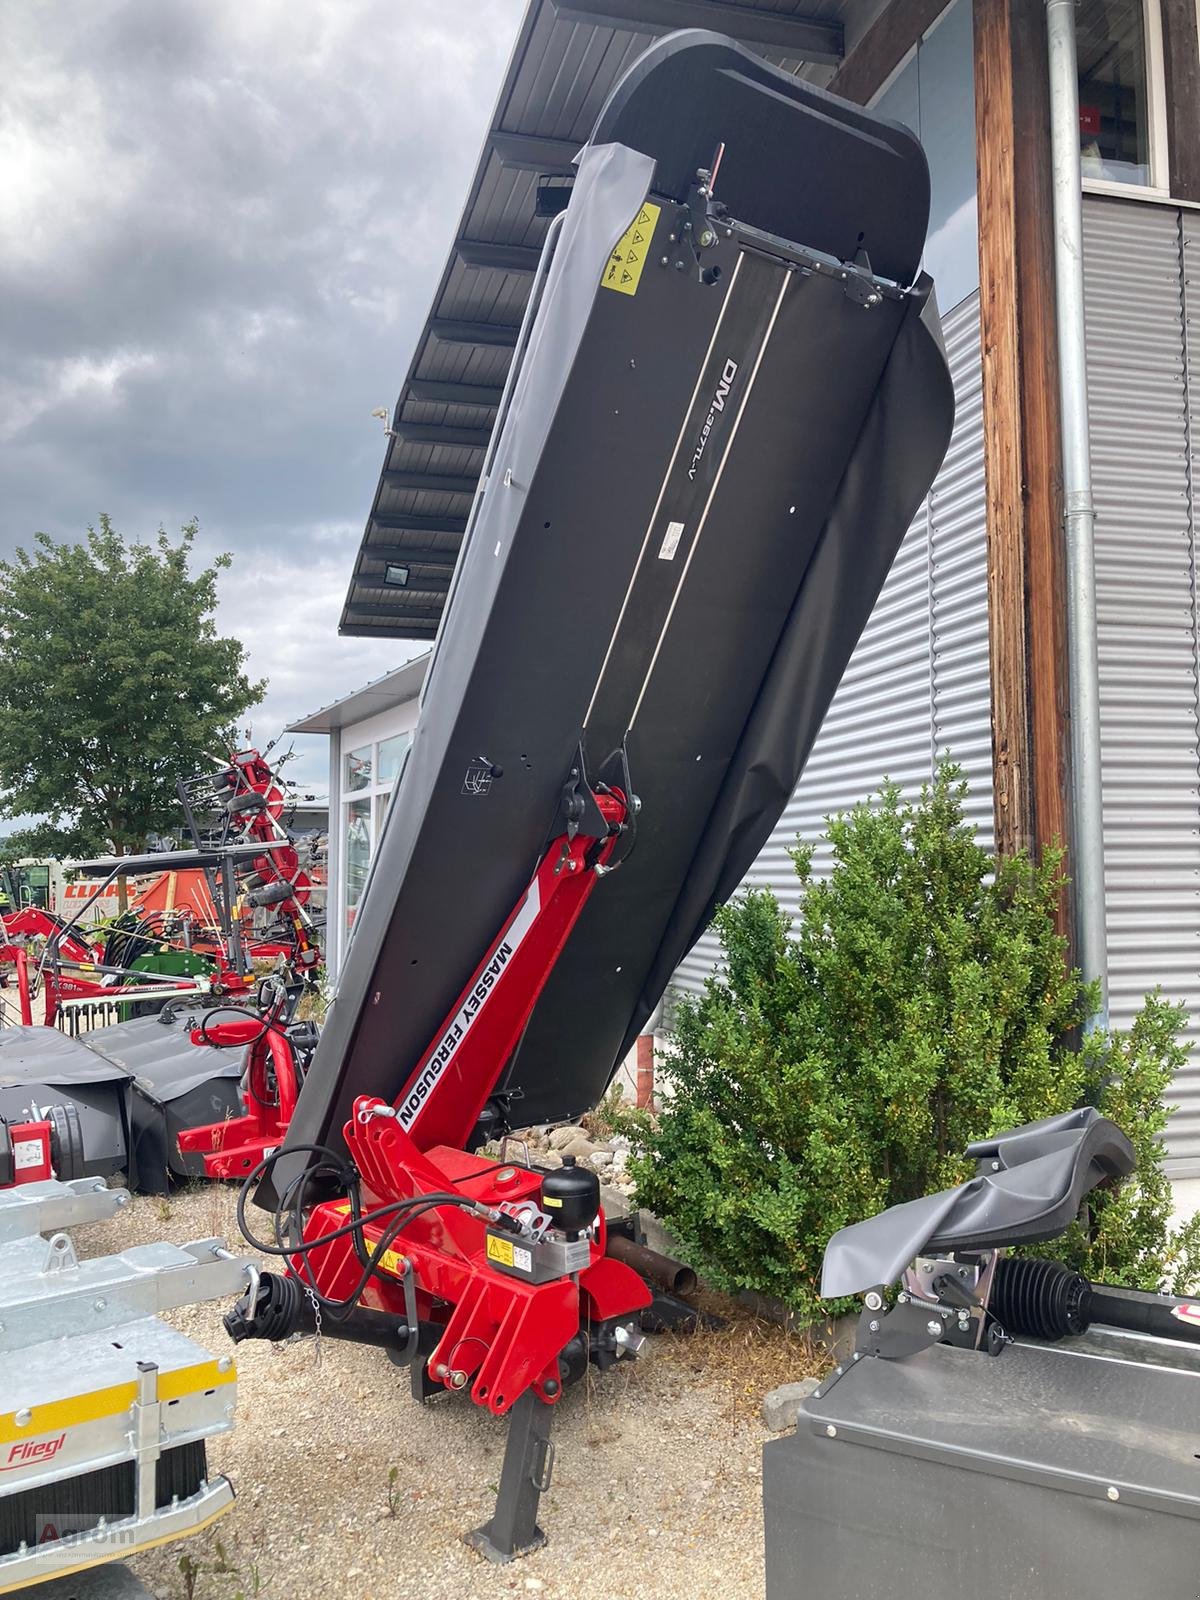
[1161,0,1200,204]
[635,1033,655,1110]
[973,0,1072,914]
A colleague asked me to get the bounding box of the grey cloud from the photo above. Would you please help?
[1,0,523,783]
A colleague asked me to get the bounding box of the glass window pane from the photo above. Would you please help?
[1077,0,1151,187]
[378,731,412,785]
[344,797,371,935]
[344,743,372,793]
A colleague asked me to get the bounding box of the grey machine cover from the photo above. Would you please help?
[286,30,956,1159]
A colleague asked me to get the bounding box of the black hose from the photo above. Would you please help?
[235,1143,507,1320]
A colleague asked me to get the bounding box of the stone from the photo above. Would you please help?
[610,1147,629,1174]
[761,1377,821,1433]
[549,1125,586,1151]
[589,1149,613,1168]
[562,1135,598,1160]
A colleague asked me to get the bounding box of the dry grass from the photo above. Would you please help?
[662,1288,831,1423]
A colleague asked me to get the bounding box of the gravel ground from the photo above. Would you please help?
[71,1185,790,1600]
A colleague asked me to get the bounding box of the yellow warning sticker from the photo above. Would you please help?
[601,201,661,296]
[486,1233,515,1267]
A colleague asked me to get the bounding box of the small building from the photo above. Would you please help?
[287,655,428,976]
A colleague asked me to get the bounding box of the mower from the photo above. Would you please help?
[765,1109,1200,1598]
[0,745,325,1193]
[209,26,954,1561]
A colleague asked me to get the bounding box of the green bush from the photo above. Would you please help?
[629,763,1200,1322]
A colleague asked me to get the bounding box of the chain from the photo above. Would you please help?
[304,1283,323,1368]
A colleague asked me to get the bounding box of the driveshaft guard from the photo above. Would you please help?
[282,31,955,1169]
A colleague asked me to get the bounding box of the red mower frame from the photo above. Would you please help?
[208,759,661,1560]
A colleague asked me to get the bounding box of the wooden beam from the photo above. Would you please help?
[359,544,458,572]
[973,0,1072,896]
[827,0,947,104]
[381,469,479,497]
[489,131,580,172]
[390,421,492,449]
[549,0,843,61]
[456,239,541,274]
[405,379,503,408]
[428,319,519,349]
[1161,0,1200,202]
[369,513,468,536]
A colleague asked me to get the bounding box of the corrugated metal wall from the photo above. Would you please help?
[673,292,991,994]
[1084,196,1200,1174]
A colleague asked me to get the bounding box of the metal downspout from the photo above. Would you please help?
[1046,0,1109,1026]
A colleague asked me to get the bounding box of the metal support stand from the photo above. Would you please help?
[465,1390,555,1563]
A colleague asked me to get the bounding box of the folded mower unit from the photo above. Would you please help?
[209,25,953,1560]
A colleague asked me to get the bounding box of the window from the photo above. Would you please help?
[1077,0,1167,193]
[378,731,412,785]
[339,724,414,943]
[344,797,371,934]
[345,743,372,792]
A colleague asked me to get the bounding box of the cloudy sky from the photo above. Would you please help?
[0,0,525,792]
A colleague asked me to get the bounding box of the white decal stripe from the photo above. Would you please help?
[627,267,791,733]
[583,251,747,729]
[398,879,542,1130]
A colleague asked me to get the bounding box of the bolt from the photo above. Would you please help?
[864,1290,883,1311]
[825,1424,837,1438]
[93,1298,106,1312]
[217,1355,233,1373]
[448,1369,468,1390]
[15,1409,31,1428]
[897,1293,908,1305]
[674,261,685,271]
[432,1362,448,1379]
[544,1379,560,1397]
[1107,1486,1120,1502]
[869,1319,880,1333]
[926,1320,943,1337]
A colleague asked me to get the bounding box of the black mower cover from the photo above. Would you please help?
[0,1015,245,1193]
[288,29,955,1156]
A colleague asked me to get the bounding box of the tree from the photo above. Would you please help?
[630,763,1200,1322]
[0,517,265,856]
